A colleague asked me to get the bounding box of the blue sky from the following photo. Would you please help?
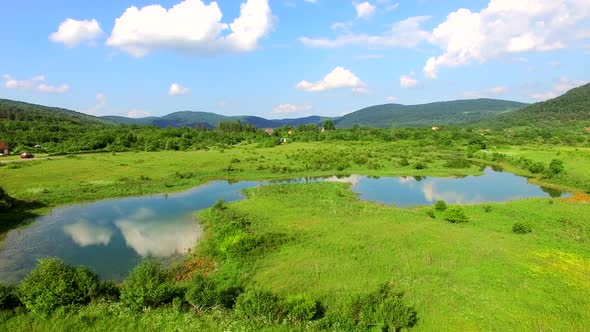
[1,0,589,118]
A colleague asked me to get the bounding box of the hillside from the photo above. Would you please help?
[103,112,330,129]
[0,99,114,126]
[335,99,527,128]
[488,83,590,127]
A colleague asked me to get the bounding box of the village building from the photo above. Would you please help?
[432,126,440,131]
[0,141,9,156]
[264,128,274,135]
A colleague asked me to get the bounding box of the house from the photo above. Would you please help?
[432,126,440,131]
[0,141,8,156]
[287,130,294,135]
[264,128,274,135]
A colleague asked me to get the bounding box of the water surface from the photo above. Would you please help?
[0,168,568,283]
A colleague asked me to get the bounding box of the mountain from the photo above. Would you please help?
[488,83,590,127]
[334,99,527,128]
[0,99,114,126]
[103,112,331,129]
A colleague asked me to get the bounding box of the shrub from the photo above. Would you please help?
[286,294,320,322]
[512,223,532,234]
[444,206,469,223]
[398,158,410,166]
[434,200,447,211]
[528,162,545,174]
[0,186,15,212]
[443,158,471,168]
[184,274,219,310]
[350,284,417,331]
[212,199,227,211]
[120,259,178,311]
[413,162,427,170]
[548,159,565,176]
[483,205,493,213]
[235,289,288,322]
[0,283,20,310]
[426,209,436,219]
[18,257,101,316]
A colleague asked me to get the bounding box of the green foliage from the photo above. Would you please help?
[120,259,177,311]
[529,162,546,174]
[349,283,418,331]
[0,283,20,311]
[548,159,565,176]
[322,119,335,131]
[285,294,320,322]
[0,186,15,212]
[426,209,436,218]
[444,158,472,168]
[17,257,101,316]
[235,289,287,322]
[483,205,493,213]
[444,206,469,223]
[184,274,219,310]
[413,162,427,170]
[434,200,447,211]
[398,157,410,166]
[512,222,532,234]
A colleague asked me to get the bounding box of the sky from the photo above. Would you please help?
[1,0,589,119]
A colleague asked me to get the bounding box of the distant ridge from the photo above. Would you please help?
[334,99,527,128]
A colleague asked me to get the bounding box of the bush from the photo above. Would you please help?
[235,289,287,322]
[413,162,427,170]
[512,223,532,234]
[483,205,493,213]
[286,294,320,322]
[0,186,15,212]
[0,283,20,310]
[184,274,219,310]
[547,159,564,176]
[18,257,101,316]
[528,162,545,174]
[426,209,436,219]
[120,259,178,311]
[444,206,469,223]
[443,158,471,168]
[434,200,447,211]
[349,283,417,331]
[398,158,410,166]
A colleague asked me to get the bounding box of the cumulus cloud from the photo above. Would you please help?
[3,75,69,93]
[424,0,590,78]
[400,73,418,88]
[271,103,312,114]
[169,83,190,96]
[355,2,376,19]
[295,67,366,92]
[106,0,273,57]
[87,93,106,115]
[50,19,103,47]
[386,96,398,102]
[63,220,113,247]
[300,16,430,48]
[128,110,151,118]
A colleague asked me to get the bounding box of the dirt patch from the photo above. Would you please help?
[565,192,590,203]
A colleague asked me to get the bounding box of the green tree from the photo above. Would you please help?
[322,119,335,131]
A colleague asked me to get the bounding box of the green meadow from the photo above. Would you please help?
[1,140,589,331]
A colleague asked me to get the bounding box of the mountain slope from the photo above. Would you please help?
[488,83,590,127]
[335,99,527,128]
[0,99,114,126]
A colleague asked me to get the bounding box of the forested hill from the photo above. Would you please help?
[102,112,330,129]
[0,99,113,126]
[334,99,527,128]
[487,83,590,127]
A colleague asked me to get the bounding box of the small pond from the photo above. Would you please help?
[0,168,568,283]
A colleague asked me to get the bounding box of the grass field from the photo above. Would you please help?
[1,142,589,331]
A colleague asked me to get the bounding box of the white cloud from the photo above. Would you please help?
[50,19,103,47]
[106,0,273,57]
[295,67,366,92]
[530,77,587,100]
[353,86,370,93]
[3,75,69,93]
[400,73,418,88]
[304,0,317,3]
[300,16,430,48]
[355,2,376,19]
[168,83,190,96]
[128,110,151,118]
[87,93,106,115]
[271,103,312,114]
[489,86,508,94]
[63,220,113,247]
[386,96,398,102]
[424,0,590,78]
